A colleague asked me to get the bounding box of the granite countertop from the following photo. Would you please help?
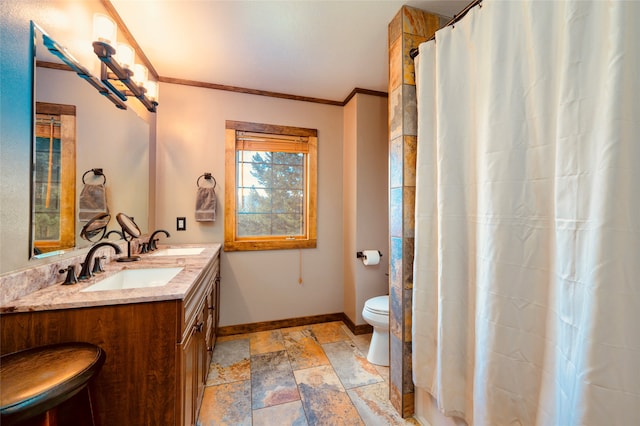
[0,243,221,314]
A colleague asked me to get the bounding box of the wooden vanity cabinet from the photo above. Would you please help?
[0,250,221,426]
[178,254,220,424]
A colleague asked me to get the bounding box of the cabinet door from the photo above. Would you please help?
[182,327,197,426]
[196,300,208,406]
[183,307,206,426]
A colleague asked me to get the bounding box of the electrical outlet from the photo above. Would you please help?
[177,217,186,231]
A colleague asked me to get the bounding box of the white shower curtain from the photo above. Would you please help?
[412,1,640,425]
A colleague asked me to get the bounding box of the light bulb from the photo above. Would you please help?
[132,64,148,85]
[93,13,117,46]
[115,43,134,70]
[145,81,158,102]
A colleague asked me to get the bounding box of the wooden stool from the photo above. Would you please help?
[0,342,106,426]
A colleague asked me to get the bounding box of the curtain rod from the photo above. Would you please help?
[409,0,483,59]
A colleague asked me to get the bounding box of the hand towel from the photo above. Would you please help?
[195,186,216,222]
[79,183,108,222]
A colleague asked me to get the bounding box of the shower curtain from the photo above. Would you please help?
[412,1,640,425]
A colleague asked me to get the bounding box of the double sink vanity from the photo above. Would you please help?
[0,243,221,426]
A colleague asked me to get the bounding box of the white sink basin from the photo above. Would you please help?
[81,267,183,292]
[149,247,204,257]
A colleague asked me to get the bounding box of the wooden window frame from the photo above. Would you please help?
[224,120,317,252]
[33,102,76,254]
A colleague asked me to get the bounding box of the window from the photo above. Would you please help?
[33,102,76,254]
[224,121,317,251]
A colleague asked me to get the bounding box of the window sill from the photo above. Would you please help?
[223,239,317,252]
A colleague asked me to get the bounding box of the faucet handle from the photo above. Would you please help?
[139,242,149,254]
[78,261,92,281]
[59,265,78,285]
[92,256,106,274]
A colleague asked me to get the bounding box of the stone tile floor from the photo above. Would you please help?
[197,321,420,425]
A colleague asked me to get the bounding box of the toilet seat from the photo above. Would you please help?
[364,295,389,316]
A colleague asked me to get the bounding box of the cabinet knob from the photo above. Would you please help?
[193,321,204,333]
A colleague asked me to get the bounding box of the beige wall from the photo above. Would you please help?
[156,82,345,326]
[354,94,389,323]
[1,0,33,274]
[343,93,389,326]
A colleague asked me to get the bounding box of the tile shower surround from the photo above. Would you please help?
[388,6,447,417]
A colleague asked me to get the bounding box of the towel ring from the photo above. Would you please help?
[82,168,106,185]
[197,172,216,189]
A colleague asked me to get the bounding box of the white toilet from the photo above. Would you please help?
[362,295,390,366]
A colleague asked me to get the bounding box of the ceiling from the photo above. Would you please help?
[110,0,468,103]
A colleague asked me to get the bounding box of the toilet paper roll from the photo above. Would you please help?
[362,250,380,266]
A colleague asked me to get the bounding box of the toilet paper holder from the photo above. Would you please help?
[356,250,383,259]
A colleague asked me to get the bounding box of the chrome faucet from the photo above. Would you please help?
[147,229,170,251]
[79,242,122,280]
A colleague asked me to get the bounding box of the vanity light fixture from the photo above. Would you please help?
[41,28,127,110]
[91,13,158,113]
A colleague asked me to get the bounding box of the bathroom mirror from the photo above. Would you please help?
[116,213,142,262]
[80,212,111,242]
[30,22,150,259]
[116,212,141,239]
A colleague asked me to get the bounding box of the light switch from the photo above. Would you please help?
[177,217,186,231]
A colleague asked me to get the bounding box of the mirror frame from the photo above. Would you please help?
[117,212,142,239]
[28,21,35,259]
[80,212,111,242]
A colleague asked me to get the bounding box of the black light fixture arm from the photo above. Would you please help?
[41,31,127,110]
[92,41,158,113]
